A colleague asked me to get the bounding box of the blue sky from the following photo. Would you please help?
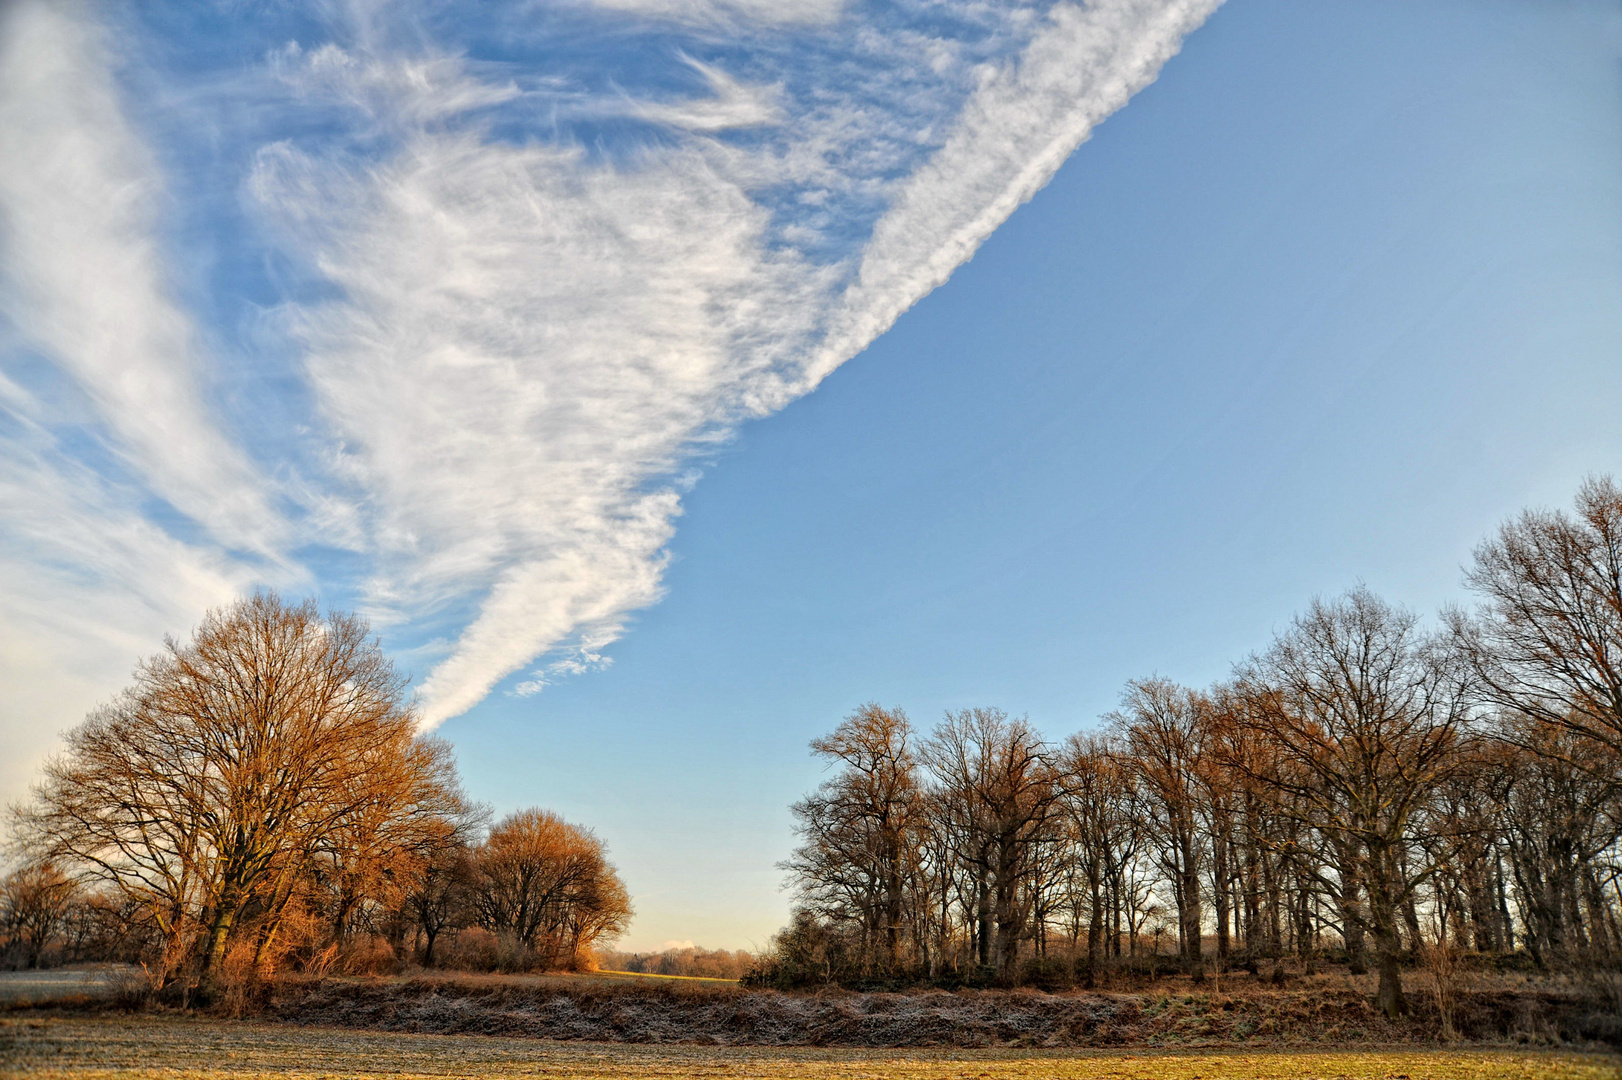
[1,0,1619,951]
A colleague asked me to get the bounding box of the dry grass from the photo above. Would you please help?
[594,971,739,986]
[1,1015,1617,1080]
[255,971,1622,1049]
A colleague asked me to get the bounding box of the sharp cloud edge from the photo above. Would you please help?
[807,0,1223,390]
[393,0,1223,728]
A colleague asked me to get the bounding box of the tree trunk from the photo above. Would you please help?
[1086,876,1103,983]
[976,875,992,968]
[200,902,237,986]
[1181,848,1204,981]
[1401,896,1423,955]
[1340,884,1367,974]
[251,914,286,978]
[1374,939,1406,1018]
[994,872,1020,978]
[1496,858,1516,953]
[1368,861,1408,1018]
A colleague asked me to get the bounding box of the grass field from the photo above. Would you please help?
[0,1016,1617,1080]
[592,970,739,985]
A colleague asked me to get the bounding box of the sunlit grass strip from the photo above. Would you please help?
[593,969,740,984]
[2,1017,1617,1080]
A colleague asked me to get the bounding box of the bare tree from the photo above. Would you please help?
[782,704,925,975]
[0,862,78,969]
[1111,679,1208,980]
[1488,715,1622,969]
[923,708,1060,978]
[1054,732,1140,982]
[404,845,475,968]
[1454,476,1622,762]
[310,735,473,951]
[1232,587,1468,1017]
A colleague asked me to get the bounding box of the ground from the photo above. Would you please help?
[1,1016,1618,1080]
[0,970,131,1006]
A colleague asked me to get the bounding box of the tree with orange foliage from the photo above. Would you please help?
[11,593,466,993]
[469,809,631,970]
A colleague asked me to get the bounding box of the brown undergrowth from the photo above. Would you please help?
[244,973,1622,1049]
[4,1015,1619,1080]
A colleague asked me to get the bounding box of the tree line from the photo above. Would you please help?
[0,593,630,996]
[761,478,1622,1016]
[599,945,760,980]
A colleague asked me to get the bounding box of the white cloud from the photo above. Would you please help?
[253,116,836,725]
[631,58,783,132]
[0,0,1221,761]
[0,0,272,798]
[0,0,281,557]
[576,0,846,28]
[254,0,1221,730]
[272,40,521,127]
[512,631,616,697]
[0,410,251,800]
[805,0,1223,390]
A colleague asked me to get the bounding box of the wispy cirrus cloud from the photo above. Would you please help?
[0,0,264,796]
[575,0,848,27]
[0,0,1221,765]
[260,0,1220,727]
[0,0,281,556]
[0,424,250,799]
[251,84,836,722]
[629,58,783,132]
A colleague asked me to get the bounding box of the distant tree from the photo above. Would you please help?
[0,862,78,969]
[10,592,465,991]
[469,809,631,969]
[600,944,759,979]
[404,840,479,968]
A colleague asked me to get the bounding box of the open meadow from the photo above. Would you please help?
[2,1015,1619,1080]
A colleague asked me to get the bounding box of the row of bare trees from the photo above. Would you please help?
[766,478,1622,1016]
[1,593,630,992]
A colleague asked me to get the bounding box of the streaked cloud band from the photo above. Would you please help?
[0,0,1221,761]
